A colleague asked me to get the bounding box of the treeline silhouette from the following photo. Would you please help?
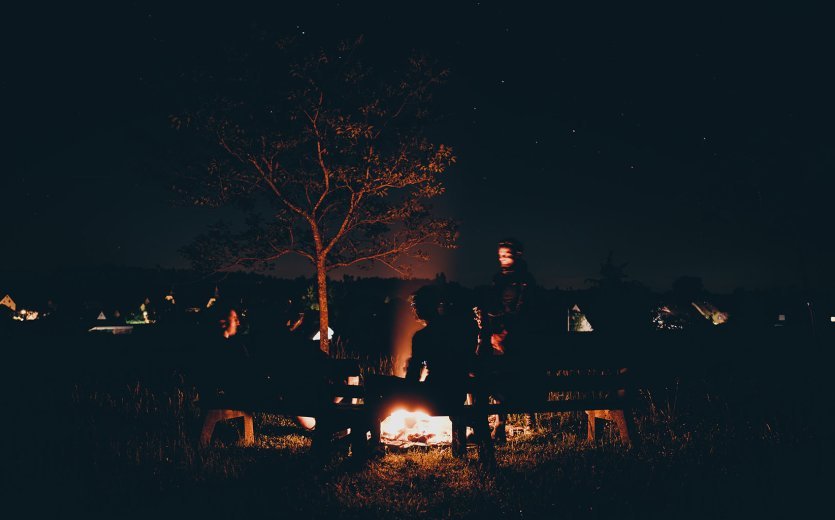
[2,263,832,348]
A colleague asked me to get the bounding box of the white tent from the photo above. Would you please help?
[0,294,16,312]
[568,304,593,332]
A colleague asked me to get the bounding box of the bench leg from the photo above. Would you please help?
[586,409,634,446]
[200,409,224,447]
[241,412,255,446]
[200,409,254,448]
[348,419,373,459]
[371,416,381,446]
[586,411,598,442]
[309,415,354,458]
[611,409,636,447]
[367,402,382,447]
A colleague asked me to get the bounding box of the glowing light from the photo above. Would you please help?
[569,304,594,332]
[691,302,729,325]
[379,408,452,446]
[88,325,134,335]
[21,309,38,320]
[830,316,835,323]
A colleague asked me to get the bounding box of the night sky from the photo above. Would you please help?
[4,2,834,291]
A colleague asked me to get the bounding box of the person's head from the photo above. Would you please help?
[219,307,240,338]
[497,238,524,270]
[410,285,443,322]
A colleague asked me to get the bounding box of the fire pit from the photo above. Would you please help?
[369,375,465,448]
[379,408,452,447]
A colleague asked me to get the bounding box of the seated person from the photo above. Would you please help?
[247,303,330,427]
[197,304,257,406]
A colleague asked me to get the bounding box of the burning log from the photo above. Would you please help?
[379,409,452,446]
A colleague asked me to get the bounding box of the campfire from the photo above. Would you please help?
[379,408,452,447]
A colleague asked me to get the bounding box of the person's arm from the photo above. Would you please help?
[405,357,423,382]
[405,332,426,382]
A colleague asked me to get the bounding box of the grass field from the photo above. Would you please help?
[6,331,826,519]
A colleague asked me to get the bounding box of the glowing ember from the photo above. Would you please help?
[380,409,452,446]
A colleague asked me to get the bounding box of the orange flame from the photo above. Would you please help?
[379,408,452,445]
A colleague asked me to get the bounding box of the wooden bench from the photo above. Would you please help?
[472,365,636,445]
[198,358,373,453]
[364,356,638,459]
[198,334,645,460]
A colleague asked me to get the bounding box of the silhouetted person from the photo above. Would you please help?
[248,300,328,429]
[198,304,256,405]
[405,285,474,458]
[276,309,329,431]
[248,299,308,375]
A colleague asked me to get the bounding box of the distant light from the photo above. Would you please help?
[830,316,835,323]
[777,314,786,321]
[89,325,133,335]
[311,327,335,341]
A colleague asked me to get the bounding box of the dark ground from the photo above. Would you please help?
[3,325,830,519]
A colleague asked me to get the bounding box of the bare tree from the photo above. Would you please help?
[172,37,457,353]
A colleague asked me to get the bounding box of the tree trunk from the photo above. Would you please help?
[316,260,330,355]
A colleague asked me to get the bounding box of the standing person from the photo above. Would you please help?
[487,238,536,355]
[405,285,477,459]
[478,238,539,441]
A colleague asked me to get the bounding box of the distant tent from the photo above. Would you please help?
[89,324,133,335]
[1,294,16,312]
[97,311,107,321]
[568,304,594,332]
[311,327,335,341]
